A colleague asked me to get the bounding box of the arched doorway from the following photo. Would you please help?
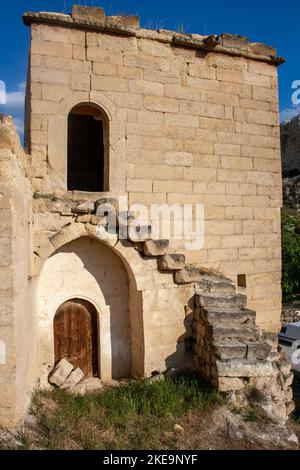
[37,236,145,381]
[54,299,99,378]
[67,103,109,192]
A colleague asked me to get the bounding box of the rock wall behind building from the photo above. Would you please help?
[0,116,37,427]
[281,115,300,176]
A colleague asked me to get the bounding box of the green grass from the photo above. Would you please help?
[16,376,222,450]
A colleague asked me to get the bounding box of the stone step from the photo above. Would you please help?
[198,307,256,325]
[208,324,260,342]
[127,225,152,242]
[196,269,235,286]
[143,239,169,257]
[212,340,271,361]
[216,359,275,378]
[175,265,235,287]
[195,279,236,294]
[212,340,247,361]
[174,266,201,284]
[195,292,247,310]
[157,254,186,271]
[246,341,272,361]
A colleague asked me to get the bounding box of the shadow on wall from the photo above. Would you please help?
[165,295,195,373]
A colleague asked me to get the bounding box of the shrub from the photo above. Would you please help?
[282,208,300,300]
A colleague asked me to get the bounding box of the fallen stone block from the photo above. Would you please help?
[85,378,103,394]
[148,373,165,383]
[61,367,84,389]
[49,359,74,387]
[68,381,86,396]
[102,379,123,388]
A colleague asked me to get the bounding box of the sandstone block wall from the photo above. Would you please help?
[33,212,195,382]
[0,6,286,428]
[24,9,283,333]
[0,116,37,427]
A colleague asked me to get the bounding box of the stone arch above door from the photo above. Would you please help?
[34,222,150,291]
[37,236,144,381]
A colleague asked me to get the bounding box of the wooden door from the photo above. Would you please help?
[54,300,98,377]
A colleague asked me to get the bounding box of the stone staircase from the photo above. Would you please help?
[35,196,294,422]
[191,271,272,385]
[133,237,294,423]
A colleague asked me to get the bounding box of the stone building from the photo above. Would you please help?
[0,5,292,428]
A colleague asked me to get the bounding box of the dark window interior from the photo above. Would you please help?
[68,111,104,192]
[237,274,247,288]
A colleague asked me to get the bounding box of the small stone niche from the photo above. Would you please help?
[237,274,247,288]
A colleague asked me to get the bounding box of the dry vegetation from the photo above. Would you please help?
[1,376,299,451]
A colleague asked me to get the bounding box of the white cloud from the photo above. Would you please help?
[5,81,26,109]
[280,104,300,123]
[0,80,6,105]
[13,117,24,135]
[0,81,26,136]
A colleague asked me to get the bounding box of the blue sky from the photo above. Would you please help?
[0,0,299,136]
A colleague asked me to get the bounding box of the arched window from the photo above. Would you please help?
[67,103,109,192]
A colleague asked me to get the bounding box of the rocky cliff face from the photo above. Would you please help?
[281,115,300,177]
[283,176,300,209]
